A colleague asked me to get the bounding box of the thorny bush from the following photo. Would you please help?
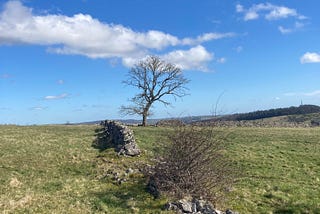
[147,126,238,205]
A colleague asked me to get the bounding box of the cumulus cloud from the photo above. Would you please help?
[122,45,214,71]
[236,3,304,21]
[0,3,175,57]
[44,93,68,100]
[0,1,234,71]
[162,45,213,71]
[300,52,320,64]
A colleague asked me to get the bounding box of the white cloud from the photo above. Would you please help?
[265,6,297,20]
[300,52,320,64]
[181,33,234,46]
[162,45,213,71]
[121,57,139,68]
[0,1,234,71]
[236,4,244,13]
[216,57,226,64]
[122,45,214,71]
[278,22,305,34]
[295,21,304,28]
[121,44,229,72]
[57,79,64,84]
[298,15,307,20]
[278,26,292,34]
[237,3,304,21]
[44,93,68,100]
[244,11,259,21]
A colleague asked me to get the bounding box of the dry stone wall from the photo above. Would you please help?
[100,120,140,156]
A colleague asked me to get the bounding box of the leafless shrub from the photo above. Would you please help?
[147,126,238,205]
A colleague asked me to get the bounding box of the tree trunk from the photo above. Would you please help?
[142,104,151,126]
[142,113,147,126]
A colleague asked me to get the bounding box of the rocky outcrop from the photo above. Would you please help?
[165,197,239,214]
[100,120,140,156]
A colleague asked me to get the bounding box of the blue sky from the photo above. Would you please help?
[1,0,320,124]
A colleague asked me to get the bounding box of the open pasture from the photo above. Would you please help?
[0,125,319,213]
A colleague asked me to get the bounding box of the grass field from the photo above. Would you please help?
[1,125,320,213]
[224,127,320,213]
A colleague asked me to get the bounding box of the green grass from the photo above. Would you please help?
[0,125,169,213]
[1,125,320,213]
[225,127,320,213]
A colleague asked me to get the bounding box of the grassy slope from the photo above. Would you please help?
[1,125,320,213]
[253,112,320,124]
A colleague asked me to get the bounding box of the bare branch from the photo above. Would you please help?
[146,126,239,204]
[120,55,189,126]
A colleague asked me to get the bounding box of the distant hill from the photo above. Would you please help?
[74,116,216,126]
[193,105,320,127]
[74,105,320,127]
[208,105,320,122]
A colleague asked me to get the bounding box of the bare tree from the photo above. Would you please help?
[120,56,189,126]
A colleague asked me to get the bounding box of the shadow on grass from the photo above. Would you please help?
[273,202,320,214]
[90,179,165,213]
[92,127,114,152]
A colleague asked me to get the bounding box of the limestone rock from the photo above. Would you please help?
[164,197,238,214]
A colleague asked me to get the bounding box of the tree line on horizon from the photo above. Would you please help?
[215,105,320,122]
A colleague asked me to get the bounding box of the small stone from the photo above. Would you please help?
[164,202,180,211]
[194,198,206,211]
[226,209,239,214]
[215,209,224,214]
[126,168,134,174]
[191,202,197,212]
[178,198,193,213]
